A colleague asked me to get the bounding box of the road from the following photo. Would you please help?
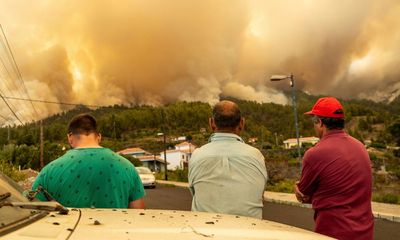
[144,184,400,240]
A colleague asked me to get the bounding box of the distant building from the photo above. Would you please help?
[175,141,196,151]
[137,155,166,173]
[118,147,167,173]
[283,137,319,149]
[172,136,187,142]
[118,142,197,171]
[248,137,258,143]
[117,147,150,158]
[160,142,197,170]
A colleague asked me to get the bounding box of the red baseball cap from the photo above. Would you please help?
[304,97,345,118]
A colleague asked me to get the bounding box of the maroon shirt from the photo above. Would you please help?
[298,130,374,240]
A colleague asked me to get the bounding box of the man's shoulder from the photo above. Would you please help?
[44,153,70,168]
[193,140,263,160]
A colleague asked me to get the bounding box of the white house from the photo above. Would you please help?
[117,147,168,172]
[283,137,319,149]
[175,141,196,152]
[160,142,197,170]
[137,155,166,173]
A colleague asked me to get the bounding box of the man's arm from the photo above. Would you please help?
[127,165,146,208]
[295,152,318,203]
[31,169,49,201]
[294,181,310,203]
[129,198,145,209]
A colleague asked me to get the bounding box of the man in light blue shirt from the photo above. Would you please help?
[189,100,268,219]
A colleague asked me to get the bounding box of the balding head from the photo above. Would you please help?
[211,100,244,133]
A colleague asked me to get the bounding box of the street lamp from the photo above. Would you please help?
[270,74,302,170]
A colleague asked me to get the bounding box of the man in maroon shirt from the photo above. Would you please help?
[295,97,374,240]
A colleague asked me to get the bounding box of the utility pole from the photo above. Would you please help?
[40,120,44,169]
[161,110,168,181]
[7,125,10,143]
[112,114,116,139]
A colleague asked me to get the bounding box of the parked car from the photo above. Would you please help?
[136,166,156,188]
[0,172,333,239]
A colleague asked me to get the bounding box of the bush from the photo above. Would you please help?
[370,141,386,149]
[266,180,295,193]
[388,166,400,179]
[0,160,25,182]
[155,169,188,182]
[373,193,399,204]
[394,149,400,158]
[174,169,188,182]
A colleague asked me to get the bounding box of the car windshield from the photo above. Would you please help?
[136,167,152,174]
[0,172,46,236]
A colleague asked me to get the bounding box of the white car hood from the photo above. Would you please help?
[4,209,334,240]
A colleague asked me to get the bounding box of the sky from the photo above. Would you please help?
[0,0,400,123]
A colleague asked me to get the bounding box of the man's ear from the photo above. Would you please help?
[67,134,74,147]
[97,133,102,143]
[238,117,245,131]
[318,118,324,128]
[209,118,217,131]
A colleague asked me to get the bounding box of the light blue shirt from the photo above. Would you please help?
[189,133,268,219]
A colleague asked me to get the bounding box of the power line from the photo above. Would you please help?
[0,31,28,101]
[0,24,39,119]
[1,95,103,108]
[0,60,28,121]
[0,113,8,121]
[0,93,23,124]
[0,27,35,122]
[0,39,29,118]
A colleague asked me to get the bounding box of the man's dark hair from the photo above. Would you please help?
[212,101,241,129]
[319,116,345,130]
[68,113,98,135]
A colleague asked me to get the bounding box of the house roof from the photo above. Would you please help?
[137,155,166,163]
[117,147,150,155]
[175,141,197,148]
[283,137,319,143]
[160,149,194,154]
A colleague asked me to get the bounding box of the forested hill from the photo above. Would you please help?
[0,91,399,170]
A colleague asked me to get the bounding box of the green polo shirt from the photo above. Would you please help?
[32,148,145,208]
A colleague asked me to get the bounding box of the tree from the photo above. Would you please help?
[358,118,370,131]
[388,120,400,146]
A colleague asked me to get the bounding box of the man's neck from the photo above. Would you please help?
[73,144,102,149]
[215,129,240,135]
[72,139,102,149]
[321,128,344,138]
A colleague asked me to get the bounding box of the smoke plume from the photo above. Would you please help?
[0,0,399,123]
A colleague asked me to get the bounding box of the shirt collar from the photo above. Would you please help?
[209,132,244,143]
[321,129,347,140]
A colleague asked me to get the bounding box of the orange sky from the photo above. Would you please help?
[0,0,399,123]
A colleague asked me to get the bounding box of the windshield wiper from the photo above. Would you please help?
[0,192,11,202]
[27,185,55,201]
[1,201,69,215]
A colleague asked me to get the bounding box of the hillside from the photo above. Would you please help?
[1,92,399,203]
[0,92,399,168]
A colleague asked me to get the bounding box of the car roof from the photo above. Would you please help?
[4,208,333,240]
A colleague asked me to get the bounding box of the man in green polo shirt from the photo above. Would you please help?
[32,113,145,209]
